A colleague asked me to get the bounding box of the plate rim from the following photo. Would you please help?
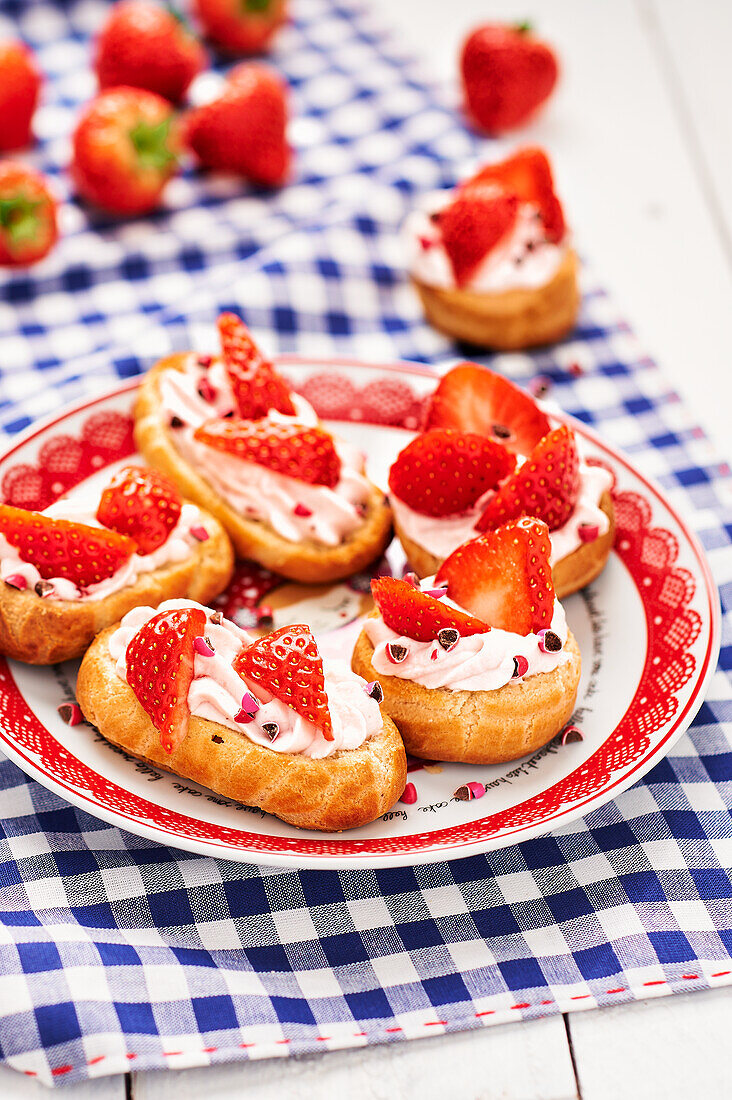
[0,359,721,869]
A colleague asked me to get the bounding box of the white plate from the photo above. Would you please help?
[0,359,720,868]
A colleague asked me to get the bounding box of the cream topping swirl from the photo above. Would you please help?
[109,599,383,759]
[365,589,570,693]
[406,195,567,293]
[391,461,612,566]
[159,356,372,547]
[0,484,207,603]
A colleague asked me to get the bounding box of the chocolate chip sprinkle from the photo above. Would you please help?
[34,580,54,598]
[542,630,562,652]
[209,611,224,625]
[169,415,184,429]
[491,423,511,440]
[262,722,279,741]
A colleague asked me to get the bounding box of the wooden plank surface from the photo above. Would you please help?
[132,1016,578,1100]
[569,988,732,1100]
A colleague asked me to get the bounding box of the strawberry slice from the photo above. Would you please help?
[97,465,182,555]
[476,424,580,532]
[436,517,555,636]
[388,429,515,517]
[371,576,489,641]
[126,606,206,754]
[437,184,518,287]
[218,312,295,420]
[424,362,550,456]
[0,503,135,587]
[234,624,333,740]
[462,147,566,243]
[194,418,341,488]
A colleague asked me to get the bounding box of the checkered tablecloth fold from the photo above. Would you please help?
[0,0,731,1087]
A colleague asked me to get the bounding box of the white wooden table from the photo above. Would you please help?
[3,2,731,1097]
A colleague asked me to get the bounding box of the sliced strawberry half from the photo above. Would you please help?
[476,424,580,532]
[436,517,555,636]
[462,146,566,243]
[234,624,333,740]
[388,428,515,517]
[0,503,136,587]
[424,362,550,456]
[436,184,518,287]
[371,576,489,641]
[218,312,295,420]
[126,606,206,754]
[97,464,182,555]
[194,418,341,488]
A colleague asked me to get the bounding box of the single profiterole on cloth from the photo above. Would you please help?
[406,147,580,350]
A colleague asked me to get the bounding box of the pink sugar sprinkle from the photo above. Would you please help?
[240,691,259,715]
[418,236,434,251]
[424,587,447,599]
[454,781,486,802]
[235,708,255,724]
[400,782,418,805]
[197,354,213,368]
[190,526,209,542]
[4,574,27,590]
[198,378,216,403]
[193,636,214,657]
[293,503,313,517]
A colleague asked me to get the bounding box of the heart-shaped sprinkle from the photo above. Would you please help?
[4,574,27,590]
[561,725,583,745]
[293,503,313,517]
[538,629,562,653]
[512,655,529,678]
[437,627,459,652]
[35,580,54,598]
[262,722,279,741]
[386,642,408,664]
[197,354,213,368]
[193,636,214,657]
[57,702,83,726]
[197,378,217,403]
[578,523,600,543]
[190,525,210,542]
[400,782,417,805]
[454,781,485,802]
[365,681,383,703]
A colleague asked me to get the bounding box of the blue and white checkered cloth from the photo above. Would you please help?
[1,0,731,1087]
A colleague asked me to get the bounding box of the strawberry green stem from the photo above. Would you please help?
[129,117,177,172]
[0,196,43,245]
[243,0,272,12]
[514,20,533,33]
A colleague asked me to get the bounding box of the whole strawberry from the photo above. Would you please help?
[95,1,206,104]
[460,22,558,135]
[72,86,180,216]
[185,62,290,186]
[0,162,58,266]
[0,40,41,152]
[193,0,287,55]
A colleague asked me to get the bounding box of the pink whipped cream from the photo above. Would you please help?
[391,460,612,566]
[109,599,383,759]
[364,583,570,692]
[0,483,208,603]
[158,355,372,547]
[406,196,567,293]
